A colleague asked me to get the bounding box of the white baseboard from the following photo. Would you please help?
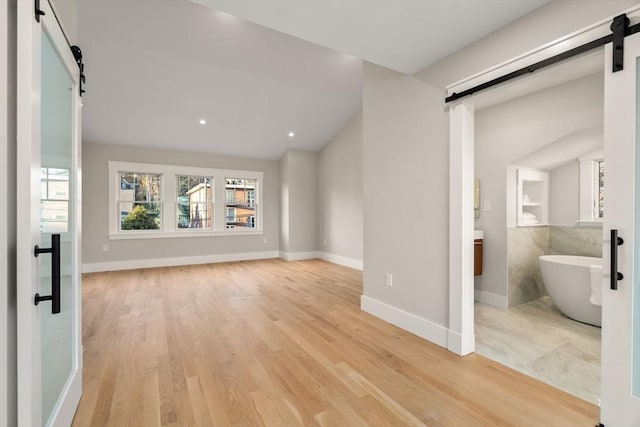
[278,251,321,261]
[82,250,279,273]
[360,295,448,349]
[318,252,363,270]
[474,290,508,309]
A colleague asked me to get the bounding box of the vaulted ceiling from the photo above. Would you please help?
[79,0,549,160]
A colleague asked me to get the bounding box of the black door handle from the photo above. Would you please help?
[611,229,624,290]
[34,233,61,314]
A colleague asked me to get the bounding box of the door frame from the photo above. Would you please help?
[1,0,12,426]
[16,0,82,425]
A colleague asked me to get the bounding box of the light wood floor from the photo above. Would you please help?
[72,259,598,426]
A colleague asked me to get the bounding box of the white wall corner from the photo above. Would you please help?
[360,295,448,348]
[318,252,363,270]
[278,251,321,261]
[82,251,279,273]
[474,290,508,309]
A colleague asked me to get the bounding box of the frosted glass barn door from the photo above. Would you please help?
[601,30,640,426]
[17,1,82,426]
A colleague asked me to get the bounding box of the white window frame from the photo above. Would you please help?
[108,161,263,239]
[578,149,604,225]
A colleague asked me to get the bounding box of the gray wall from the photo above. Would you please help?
[363,62,449,324]
[474,73,603,300]
[82,143,280,264]
[362,0,632,334]
[278,149,318,255]
[1,0,17,425]
[414,0,638,89]
[318,111,363,262]
[549,160,579,225]
[50,0,77,44]
[279,150,291,253]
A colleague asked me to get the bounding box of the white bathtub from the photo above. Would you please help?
[539,255,602,327]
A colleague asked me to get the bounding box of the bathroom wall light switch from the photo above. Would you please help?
[102,244,109,252]
[483,200,492,211]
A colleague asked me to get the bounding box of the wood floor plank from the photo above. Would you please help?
[72,259,598,426]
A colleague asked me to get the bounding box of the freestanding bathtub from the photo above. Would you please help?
[538,255,602,327]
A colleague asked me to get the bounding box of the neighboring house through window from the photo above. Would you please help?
[224,178,257,230]
[177,175,213,229]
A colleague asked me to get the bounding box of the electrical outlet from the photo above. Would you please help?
[483,200,492,212]
[263,237,268,244]
[323,239,327,246]
[385,273,393,287]
[102,244,109,252]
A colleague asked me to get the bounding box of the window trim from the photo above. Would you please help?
[108,161,263,239]
[578,149,604,224]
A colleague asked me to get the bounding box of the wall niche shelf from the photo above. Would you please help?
[516,168,549,227]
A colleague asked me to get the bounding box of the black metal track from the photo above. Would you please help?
[445,21,640,103]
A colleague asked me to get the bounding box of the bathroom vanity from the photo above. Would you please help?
[474,230,483,276]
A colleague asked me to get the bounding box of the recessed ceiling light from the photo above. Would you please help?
[199,119,207,125]
[288,132,295,138]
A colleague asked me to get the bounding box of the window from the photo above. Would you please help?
[596,160,604,219]
[224,178,257,229]
[578,150,604,223]
[118,172,161,230]
[177,176,212,229]
[41,167,69,233]
[108,161,262,239]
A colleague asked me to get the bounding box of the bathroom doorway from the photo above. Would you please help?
[446,30,609,404]
[450,11,640,422]
[472,69,604,404]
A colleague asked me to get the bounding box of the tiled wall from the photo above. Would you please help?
[507,226,549,307]
[549,225,602,258]
[507,225,602,307]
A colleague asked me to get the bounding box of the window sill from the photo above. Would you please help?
[108,229,263,240]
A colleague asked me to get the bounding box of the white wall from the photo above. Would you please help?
[475,73,603,299]
[361,0,632,345]
[549,160,579,225]
[318,111,363,266]
[82,143,280,270]
[279,148,318,257]
[362,62,450,339]
[1,1,17,425]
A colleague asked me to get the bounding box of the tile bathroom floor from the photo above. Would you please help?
[475,296,601,404]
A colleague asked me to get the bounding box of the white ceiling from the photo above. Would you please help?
[516,126,603,171]
[79,0,550,160]
[192,0,551,75]
[78,0,362,160]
